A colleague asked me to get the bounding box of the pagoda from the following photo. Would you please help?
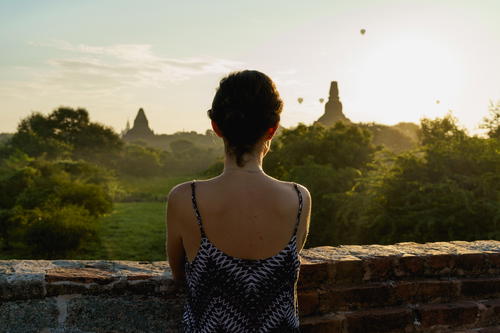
[123,108,155,141]
[315,81,350,126]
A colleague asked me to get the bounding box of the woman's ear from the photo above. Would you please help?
[265,124,278,140]
[211,120,223,137]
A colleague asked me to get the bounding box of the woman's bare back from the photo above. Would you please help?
[177,174,310,263]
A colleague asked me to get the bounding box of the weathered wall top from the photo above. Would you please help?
[1,240,500,332]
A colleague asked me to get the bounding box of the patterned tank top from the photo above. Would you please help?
[182,180,303,332]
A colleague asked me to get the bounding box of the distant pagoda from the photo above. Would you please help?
[123,108,155,141]
[315,81,350,126]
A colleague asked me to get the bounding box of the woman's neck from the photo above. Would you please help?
[221,151,265,175]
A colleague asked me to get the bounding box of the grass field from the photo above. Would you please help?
[118,175,193,201]
[75,202,167,261]
[76,175,197,260]
[0,175,197,261]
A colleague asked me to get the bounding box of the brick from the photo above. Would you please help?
[454,327,500,333]
[45,267,115,285]
[481,299,500,316]
[460,278,500,298]
[123,279,157,295]
[416,280,459,302]
[456,253,488,275]
[477,299,500,327]
[418,301,479,328]
[320,284,392,312]
[46,282,90,296]
[363,257,394,281]
[299,290,319,316]
[331,258,364,285]
[345,306,413,333]
[425,254,457,275]
[0,275,46,301]
[487,253,500,271]
[395,255,425,277]
[476,326,500,333]
[393,281,418,301]
[300,313,345,333]
[299,262,328,289]
[126,274,154,280]
[0,298,59,330]
[392,280,458,305]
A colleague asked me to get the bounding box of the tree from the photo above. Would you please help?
[8,107,123,163]
[118,144,162,177]
[346,115,500,244]
[0,156,114,256]
[263,122,379,246]
[480,101,500,139]
[265,122,377,178]
[170,139,195,155]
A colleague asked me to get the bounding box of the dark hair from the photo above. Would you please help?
[208,70,283,167]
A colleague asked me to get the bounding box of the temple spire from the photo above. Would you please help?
[315,81,350,126]
[123,108,155,141]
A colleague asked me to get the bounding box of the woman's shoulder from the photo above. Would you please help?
[167,180,193,203]
[167,178,215,202]
[167,177,310,204]
[265,176,311,198]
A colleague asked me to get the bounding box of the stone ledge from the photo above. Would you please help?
[0,240,499,332]
[301,299,500,333]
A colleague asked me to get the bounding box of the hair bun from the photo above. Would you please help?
[208,70,283,167]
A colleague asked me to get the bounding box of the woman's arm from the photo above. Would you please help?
[166,184,187,282]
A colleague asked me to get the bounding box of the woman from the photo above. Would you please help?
[166,70,311,332]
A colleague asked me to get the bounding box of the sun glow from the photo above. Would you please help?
[346,30,465,125]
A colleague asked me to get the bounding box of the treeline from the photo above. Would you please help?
[130,130,223,152]
[0,107,221,257]
[120,139,222,178]
[1,103,498,257]
[205,103,499,247]
[263,104,500,247]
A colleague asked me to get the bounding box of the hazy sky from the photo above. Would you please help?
[1,0,499,134]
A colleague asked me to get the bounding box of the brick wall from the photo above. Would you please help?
[1,240,499,332]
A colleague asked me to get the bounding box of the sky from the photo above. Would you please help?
[0,0,499,135]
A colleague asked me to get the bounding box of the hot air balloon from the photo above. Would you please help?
[360,29,366,35]
[319,98,325,104]
[297,97,303,104]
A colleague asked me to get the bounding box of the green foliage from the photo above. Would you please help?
[166,142,223,176]
[480,101,500,139]
[117,144,162,177]
[343,114,500,244]
[2,101,499,259]
[115,139,223,178]
[195,115,498,248]
[0,133,13,144]
[265,122,377,178]
[0,155,114,257]
[170,139,195,154]
[8,107,122,163]
[264,122,379,247]
[130,130,223,153]
[201,159,224,178]
[358,122,419,153]
[23,205,98,258]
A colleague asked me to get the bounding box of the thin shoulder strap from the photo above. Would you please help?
[190,180,206,237]
[292,183,303,236]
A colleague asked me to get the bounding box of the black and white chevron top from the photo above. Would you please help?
[182,180,303,332]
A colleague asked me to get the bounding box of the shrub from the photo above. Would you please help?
[22,205,98,258]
